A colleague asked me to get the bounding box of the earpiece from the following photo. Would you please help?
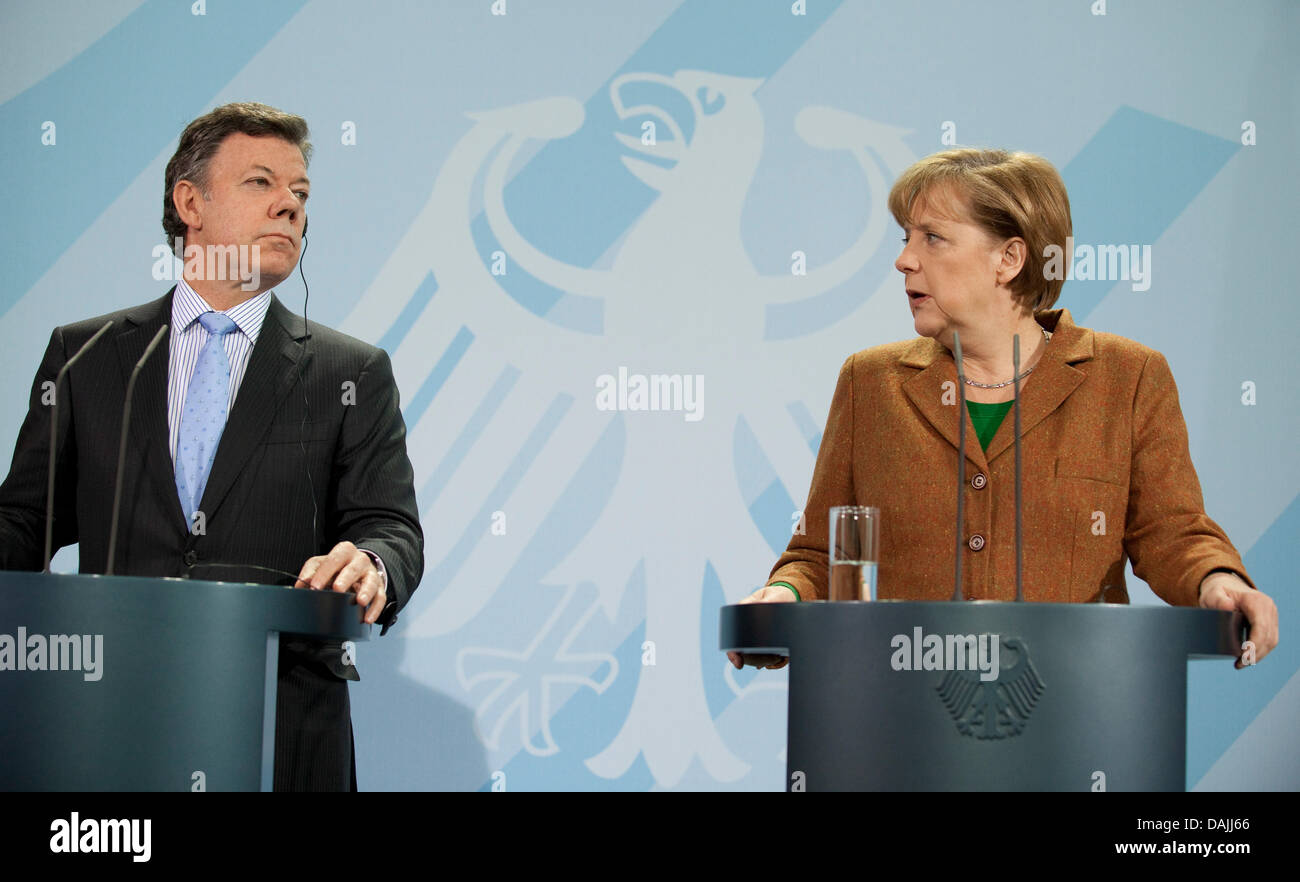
[296,220,317,542]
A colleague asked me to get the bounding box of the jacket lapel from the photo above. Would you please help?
[900,310,1094,466]
[116,288,186,531]
[197,293,308,522]
[900,339,989,471]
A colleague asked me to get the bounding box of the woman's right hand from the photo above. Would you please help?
[726,584,798,670]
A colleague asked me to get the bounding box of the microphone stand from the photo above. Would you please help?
[952,331,966,602]
[106,324,168,575]
[44,320,113,572]
[1013,334,1024,602]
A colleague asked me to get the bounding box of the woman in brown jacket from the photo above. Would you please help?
[730,148,1277,670]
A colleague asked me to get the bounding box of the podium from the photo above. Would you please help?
[0,572,368,791]
[720,601,1242,791]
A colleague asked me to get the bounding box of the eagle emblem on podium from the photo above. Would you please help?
[936,638,1045,740]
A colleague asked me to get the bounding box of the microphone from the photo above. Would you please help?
[952,330,966,602]
[44,320,114,572]
[106,324,168,575]
[1013,334,1024,602]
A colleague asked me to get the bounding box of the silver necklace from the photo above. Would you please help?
[963,327,1052,389]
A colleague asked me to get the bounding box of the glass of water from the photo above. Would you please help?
[829,505,880,601]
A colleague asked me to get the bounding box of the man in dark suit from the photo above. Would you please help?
[0,102,423,790]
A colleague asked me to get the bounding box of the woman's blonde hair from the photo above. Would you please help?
[887,148,1072,312]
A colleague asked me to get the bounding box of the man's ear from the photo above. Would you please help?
[172,180,204,236]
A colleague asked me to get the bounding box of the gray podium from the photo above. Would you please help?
[0,572,369,791]
[720,601,1242,791]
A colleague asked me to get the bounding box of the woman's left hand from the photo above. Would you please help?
[1199,571,1279,668]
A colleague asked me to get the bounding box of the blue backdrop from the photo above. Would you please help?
[2,0,1295,790]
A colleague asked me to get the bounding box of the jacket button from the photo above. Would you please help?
[968,534,986,552]
[971,472,987,490]
[184,550,198,567]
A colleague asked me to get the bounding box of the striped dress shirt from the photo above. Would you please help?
[167,278,272,464]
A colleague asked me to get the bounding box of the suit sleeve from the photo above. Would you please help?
[0,326,78,570]
[1123,350,1254,607]
[766,355,857,601]
[330,346,424,633]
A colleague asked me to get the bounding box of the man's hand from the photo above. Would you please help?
[295,540,387,625]
[1199,571,1278,669]
[726,584,798,670]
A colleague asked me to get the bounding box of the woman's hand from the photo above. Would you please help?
[1199,571,1279,668]
[726,584,799,670]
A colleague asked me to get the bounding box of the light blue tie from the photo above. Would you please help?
[175,312,239,526]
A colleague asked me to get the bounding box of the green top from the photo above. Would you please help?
[966,399,1014,451]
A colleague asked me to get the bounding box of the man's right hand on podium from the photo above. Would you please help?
[726,584,797,670]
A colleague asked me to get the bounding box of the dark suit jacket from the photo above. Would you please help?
[770,309,1254,605]
[0,287,424,790]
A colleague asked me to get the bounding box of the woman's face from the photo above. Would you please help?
[893,187,1016,343]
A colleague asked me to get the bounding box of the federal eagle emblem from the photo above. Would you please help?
[936,637,1045,739]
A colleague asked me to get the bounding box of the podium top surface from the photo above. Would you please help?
[720,600,1240,660]
[0,571,370,640]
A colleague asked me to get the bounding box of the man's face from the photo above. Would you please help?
[179,133,309,293]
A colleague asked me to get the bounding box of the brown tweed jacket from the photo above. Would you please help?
[768,308,1254,606]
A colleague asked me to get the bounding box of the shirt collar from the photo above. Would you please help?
[172,278,273,345]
